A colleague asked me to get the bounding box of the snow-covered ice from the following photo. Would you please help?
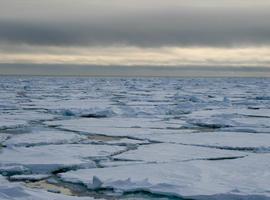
[3,130,87,147]
[114,143,248,162]
[45,117,185,137]
[61,154,270,199]
[0,77,270,199]
[133,132,270,153]
[0,144,125,174]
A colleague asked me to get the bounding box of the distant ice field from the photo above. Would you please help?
[0,76,270,199]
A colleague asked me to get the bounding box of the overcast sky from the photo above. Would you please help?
[0,0,270,76]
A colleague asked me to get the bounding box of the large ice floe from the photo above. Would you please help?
[0,144,125,174]
[60,154,270,199]
[113,143,248,162]
[45,117,186,138]
[0,77,270,199]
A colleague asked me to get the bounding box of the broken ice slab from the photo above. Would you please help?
[114,143,247,163]
[60,154,270,199]
[188,108,270,119]
[46,117,185,130]
[186,116,270,133]
[0,144,125,174]
[134,132,270,153]
[186,108,270,132]
[0,110,56,130]
[4,130,87,147]
[45,117,186,137]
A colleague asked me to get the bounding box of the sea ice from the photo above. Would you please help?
[45,118,185,137]
[1,77,270,199]
[114,143,247,163]
[0,118,27,130]
[0,144,125,174]
[0,175,100,200]
[0,134,10,143]
[135,132,270,152]
[4,130,87,147]
[60,154,270,199]
[9,174,51,181]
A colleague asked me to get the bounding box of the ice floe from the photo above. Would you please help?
[0,144,125,174]
[1,77,270,199]
[135,132,270,153]
[45,118,186,137]
[114,143,248,163]
[60,154,270,199]
[4,130,86,147]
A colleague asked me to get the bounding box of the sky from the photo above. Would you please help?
[0,0,270,76]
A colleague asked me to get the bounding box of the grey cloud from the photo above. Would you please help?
[0,0,270,47]
[1,63,270,77]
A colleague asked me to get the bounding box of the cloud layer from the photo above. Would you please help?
[0,0,269,75]
[1,0,270,47]
[1,46,270,67]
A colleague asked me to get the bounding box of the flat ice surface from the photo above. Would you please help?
[114,143,247,162]
[61,154,270,199]
[0,144,125,173]
[4,130,87,146]
[0,77,270,199]
[133,132,270,152]
[45,117,185,137]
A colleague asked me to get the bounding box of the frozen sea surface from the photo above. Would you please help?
[0,76,270,200]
